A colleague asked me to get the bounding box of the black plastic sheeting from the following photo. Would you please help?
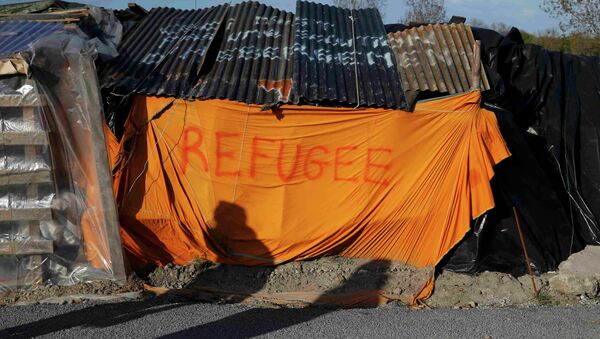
[442,104,584,275]
[113,4,147,36]
[496,43,600,243]
[442,28,600,276]
[293,1,405,108]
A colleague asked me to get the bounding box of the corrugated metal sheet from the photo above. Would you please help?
[293,1,406,108]
[103,2,295,106]
[0,21,63,57]
[387,23,490,104]
[101,5,229,97]
[102,1,409,108]
[191,1,295,104]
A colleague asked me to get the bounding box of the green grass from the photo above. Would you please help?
[535,290,560,307]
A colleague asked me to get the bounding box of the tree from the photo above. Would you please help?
[541,0,599,36]
[402,0,447,24]
[332,0,389,19]
[489,22,512,35]
[468,18,487,29]
[522,28,600,56]
[468,19,512,35]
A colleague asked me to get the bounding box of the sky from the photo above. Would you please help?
[0,0,562,34]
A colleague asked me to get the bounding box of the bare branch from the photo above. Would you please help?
[541,0,599,36]
[402,0,447,24]
[332,0,389,19]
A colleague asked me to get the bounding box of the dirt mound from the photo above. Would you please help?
[429,271,541,308]
[4,247,600,308]
[144,256,433,307]
[144,254,600,308]
[148,260,215,289]
[0,275,144,306]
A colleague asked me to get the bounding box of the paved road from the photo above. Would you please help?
[1,300,600,338]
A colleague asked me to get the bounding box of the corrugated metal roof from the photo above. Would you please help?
[293,1,406,108]
[387,23,490,105]
[103,2,295,105]
[101,5,229,97]
[0,21,63,57]
[102,1,409,108]
[190,1,296,104]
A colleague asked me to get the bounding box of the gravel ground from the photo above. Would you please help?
[1,301,600,338]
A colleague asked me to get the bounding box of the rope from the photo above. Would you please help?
[158,122,212,232]
[349,9,361,108]
[125,109,176,195]
[116,99,175,178]
[232,105,251,202]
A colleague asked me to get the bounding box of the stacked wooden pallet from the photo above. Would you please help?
[0,78,54,290]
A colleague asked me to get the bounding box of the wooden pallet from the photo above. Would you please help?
[0,240,53,256]
[0,171,51,186]
[0,87,54,290]
[0,131,49,145]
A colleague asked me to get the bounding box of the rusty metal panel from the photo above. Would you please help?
[293,1,406,108]
[191,1,296,105]
[387,23,490,105]
[101,5,229,98]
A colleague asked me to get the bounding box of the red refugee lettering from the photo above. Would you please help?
[334,146,359,182]
[250,136,277,178]
[181,126,208,174]
[364,148,392,186]
[303,145,330,180]
[277,141,303,182]
[215,131,241,177]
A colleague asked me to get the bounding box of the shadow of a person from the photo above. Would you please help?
[211,201,274,266]
[0,293,184,338]
[191,201,275,303]
[0,201,276,338]
[0,201,392,339]
[158,260,392,338]
[0,201,275,337]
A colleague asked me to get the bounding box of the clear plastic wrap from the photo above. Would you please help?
[0,30,125,293]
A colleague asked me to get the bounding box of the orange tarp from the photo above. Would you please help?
[115,91,509,284]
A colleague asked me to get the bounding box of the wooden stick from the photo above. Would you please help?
[470,40,481,91]
[513,207,538,296]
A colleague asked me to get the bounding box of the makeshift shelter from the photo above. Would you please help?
[0,0,585,304]
[0,15,125,291]
[99,1,514,303]
[112,90,508,302]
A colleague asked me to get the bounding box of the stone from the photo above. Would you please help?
[558,246,600,277]
[548,246,600,296]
